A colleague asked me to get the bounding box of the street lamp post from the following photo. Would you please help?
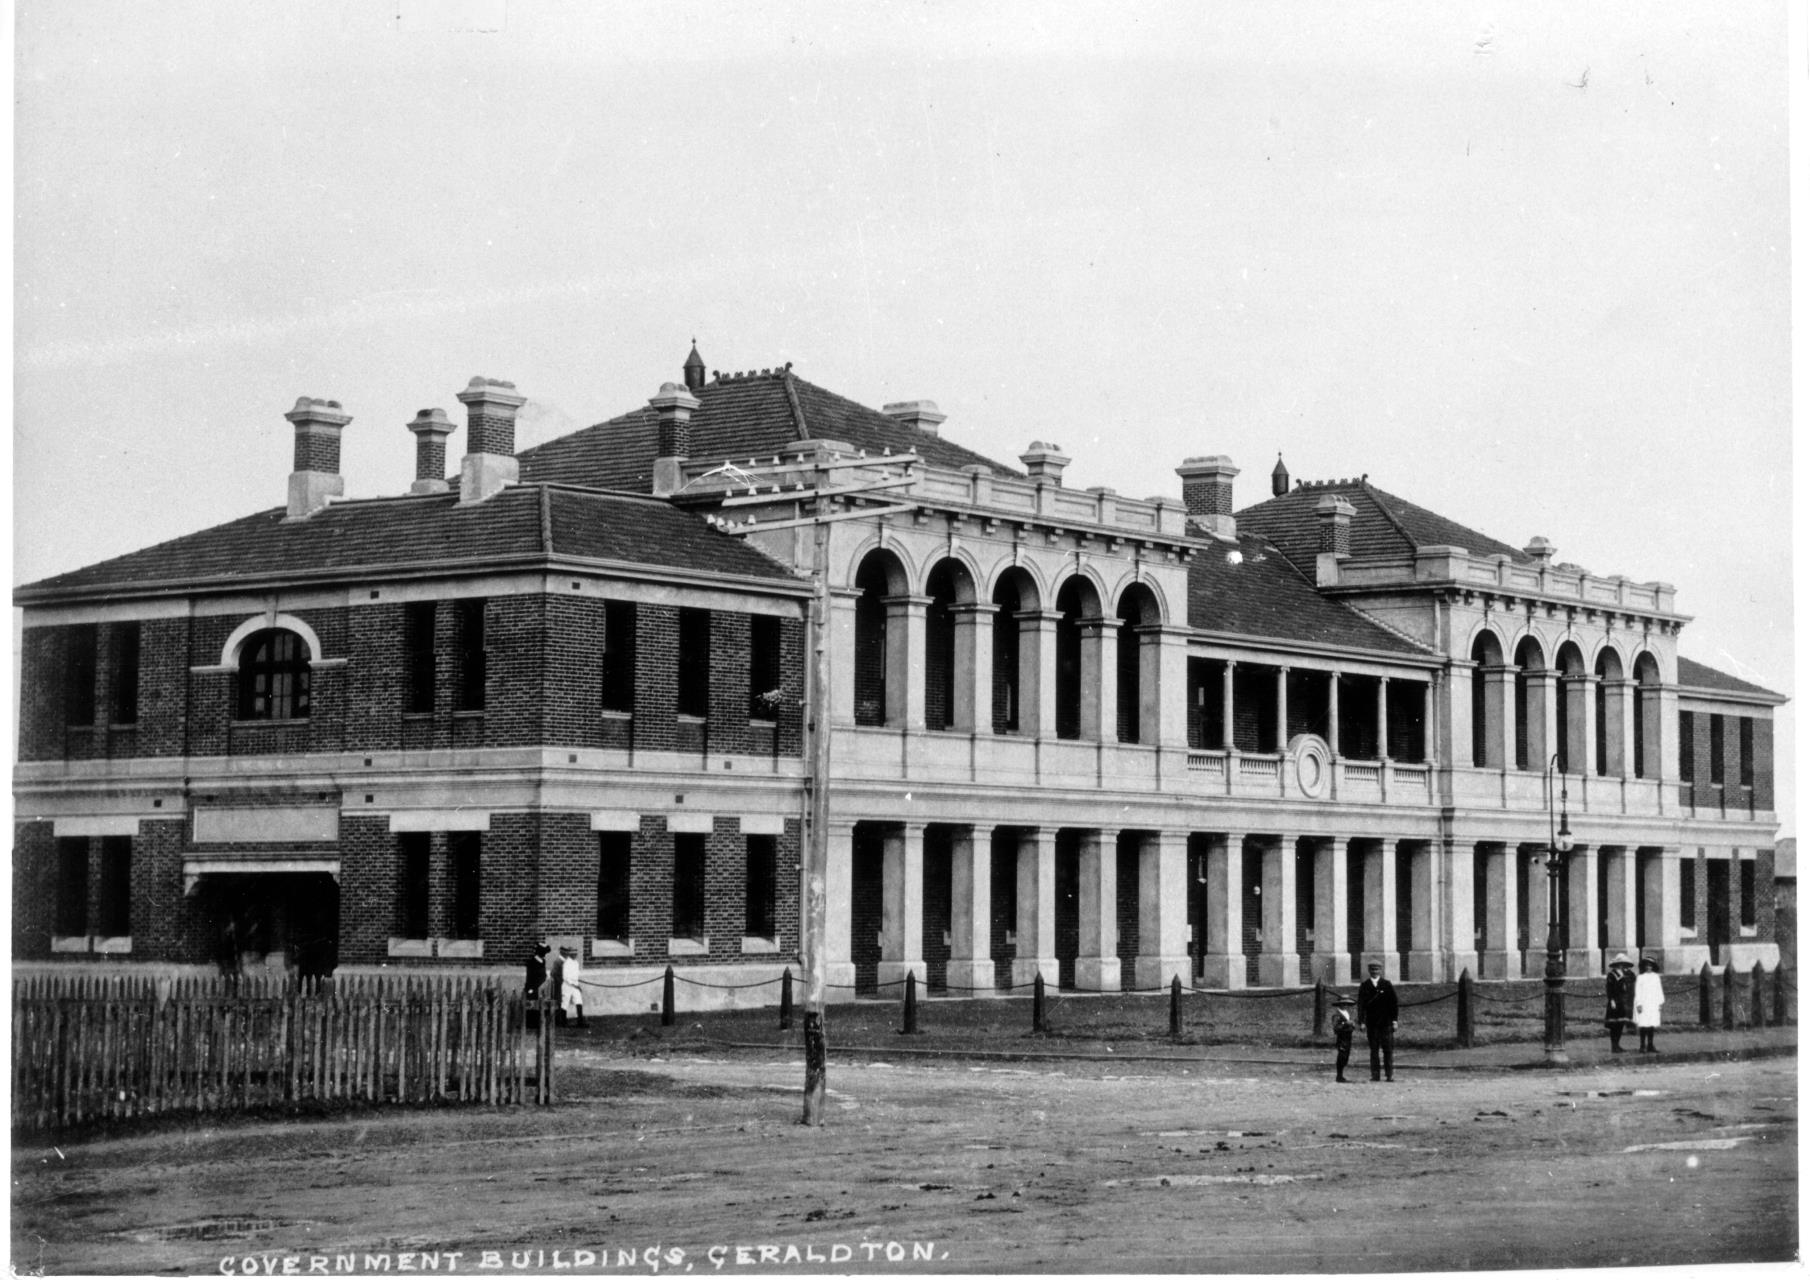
[1543,753,1575,1064]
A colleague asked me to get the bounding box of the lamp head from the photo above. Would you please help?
[1554,812,1574,855]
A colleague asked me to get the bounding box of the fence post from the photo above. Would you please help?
[1169,975,1184,1041]
[1749,961,1767,1028]
[1775,961,1791,1025]
[1457,969,1475,1049]
[779,968,794,1031]
[661,966,676,1028]
[901,972,919,1036]
[1721,963,1736,1030]
[1032,973,1047,1034]
[1698,963,1713,1026]
[1311,979,1326,1041]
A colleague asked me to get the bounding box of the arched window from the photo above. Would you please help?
[1593,648,1625,776]
[1554,641,1586,776]
[1632,652,1661,779]
[237,629,311,720]
[1054,579,1088,740]
[923,562,961,731]
[1512,637,1545,771]
[1469,631,1504,767]
[1117,583,1161,744]
[991,568,1038,735]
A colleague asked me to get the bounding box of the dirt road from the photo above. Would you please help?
[10,1050,1797,1274]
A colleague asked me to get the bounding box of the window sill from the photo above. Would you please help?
[51,935,91,953]
[93,935,132,955]
[108,722,139,732]
[1740,926,1759,938]
[401,712,433,721]
[439,939,484,959]
[740,936,780,955]
[601,709,633,721]
[387,938,434,957]
[592,938,634,958]
[667,937,709,956]
[1679,928,1698,939]
[676,713,708,724]
[452,710,486,719]
[230,718,310,729]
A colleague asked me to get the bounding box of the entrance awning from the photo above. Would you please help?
[184,855,340,896]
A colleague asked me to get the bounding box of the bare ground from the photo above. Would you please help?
[9,1049,1797,1275]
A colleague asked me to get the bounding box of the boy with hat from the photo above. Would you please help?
[1603,953,1636,1053]
[1331,996,1358,1083]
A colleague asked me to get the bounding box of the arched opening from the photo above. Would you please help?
[852,551,907,727]
[1554,641,1586,775]
[1632,652,1661,779]
[922,560,969,731]
[1116,583,1161,744]
[1469,631,1505,767]
[1512,636,1545,771]
[1053,577,1102,740]
[236,628,313,721]
[1593,648,1625,776]
[991,568,1039,735]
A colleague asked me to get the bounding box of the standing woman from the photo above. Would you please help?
[1603,953,1637,1053]
[1633,955,1665,1053]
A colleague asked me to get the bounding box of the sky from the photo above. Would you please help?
[10,1,1798,833]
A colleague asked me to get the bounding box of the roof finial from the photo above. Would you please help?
[683,339,706,393]
[1270,452,1290,498]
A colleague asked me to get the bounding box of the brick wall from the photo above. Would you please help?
[923,828,952,990]
[989,833,1016,990]
[634,605,679,751]
[12,821,58,957]
[1118,837,1142,972]
[337,816,392,963]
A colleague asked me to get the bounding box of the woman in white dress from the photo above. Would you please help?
[559,947,588,1029]
[1633,955,1665,1053]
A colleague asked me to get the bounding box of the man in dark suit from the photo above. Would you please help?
[1357,960,1399,1081]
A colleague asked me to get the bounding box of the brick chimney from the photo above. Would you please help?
[283,397,352,519]
[883,400,947,437]
[1315,494,1356,585]
[455,377,525,504]
[1019,441,1070,485]
[649,381,701,497]
[406,408,455,494]
[1175,455,1239,539]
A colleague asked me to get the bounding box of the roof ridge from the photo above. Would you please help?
[1359,479,1417,548]
[780,368,811,441]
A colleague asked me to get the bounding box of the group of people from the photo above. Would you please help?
[524,942,588,1029]
[1327,952,1669,1083]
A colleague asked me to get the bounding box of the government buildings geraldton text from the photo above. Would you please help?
[13,348,1786,1005]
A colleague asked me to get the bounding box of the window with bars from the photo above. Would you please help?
[677,608,710,717]
[398,832,431,938]
[745,835,777,938]
[111,622,140,725]
[597,832,632,940]
[237,629,311,720]
[672,834,707,939]
[404,602,436,714]
[600,600,637,714]
[97,836,131,937]
[66,625,98,726]
[448,831,482,939]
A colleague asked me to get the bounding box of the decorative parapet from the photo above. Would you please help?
[1327,544,1682,621]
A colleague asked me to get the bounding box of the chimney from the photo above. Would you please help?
[649,381,701,497]
[455,376,525,504]
[1271,453,1290,497]
[883,400,947,437]
[683,341,707,394]
[1175,455,1239,539]
[1315,494,1357,585]
[1523,536,1556,565]
[406,408,455,494]
[283,397,352,519]
[1019,441,1070,485]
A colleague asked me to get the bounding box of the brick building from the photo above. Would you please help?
[13,350,1787,1006]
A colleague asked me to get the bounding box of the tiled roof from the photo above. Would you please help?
[1676,656,1784,701]
[1187,534,1431,658]
[17,486,794,599]
[1235,479,1529,575]
[518,369,1018,492]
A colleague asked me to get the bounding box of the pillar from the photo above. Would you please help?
[1199,831,1245,988]
[1404,841,1438,981]
[1524,845,1552,958]
[1640,846,1682,964]
[1602,845,1637,958]
[828,588,861,726]
[1079,619,1115,742]
[1568,675,1597,779]
[1153,626,1188,748]
[948,604,995,734]
[884,595,929,731]
[1275,667,1290,754]
[1617,679,1638,780]
[1327,672,1341,756]
[1361,840,1399,978]
[1445,838,1479,981]
[824,821,857,992]
[1309,837,1350,982]
[1256,834,1300,986]
[1377,677,1391,760]
[1478,843,1519,979]
[1135,830,1190,990]
[945,825,993,992]
[1602,679,1631,777]
[1019,611,1059,739]
[877,823,926,989]
[1075,830,1121,990]
[1481,665,1512,769]
[1012,827,1058,987]
[1564,844,1600,974]
[1220,660,1236,751]
[1527,669,1557,771]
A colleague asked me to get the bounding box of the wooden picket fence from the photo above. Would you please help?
[12,975,555,1134]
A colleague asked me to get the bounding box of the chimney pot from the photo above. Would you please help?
[649,381,703,497]
[407,407,455,494]
[282,397,352,519]
[1019,441,1071,485]
[455,376,526,504]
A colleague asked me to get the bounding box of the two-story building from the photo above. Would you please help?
[12,348,1785,1006]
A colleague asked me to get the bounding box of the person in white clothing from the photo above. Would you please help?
[559,946,587,1030]
[1633,955,1665,1053]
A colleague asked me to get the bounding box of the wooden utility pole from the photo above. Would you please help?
[802,516,832,1125]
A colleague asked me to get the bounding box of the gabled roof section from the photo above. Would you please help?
[1676,656,1785,703]
[17,485,794,601]
[1236,478,1530,576]
[518,368,1018,492]
[1187,533,1431,658]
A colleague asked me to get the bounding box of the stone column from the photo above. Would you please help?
[1526,669,1557,771]
[1601,846,1636,959]
[1153,626,1188,749]
[1327,672,1341,756]
[1478,843,1519,979]
[1564,844,1600,974]
[1012,828,1059,987]
[1361,840,1399,978]
[884,595,930,731]
[948,604,996,734]
[1655,683,1681,785]
[1135,830,1190,990]
[824,821,858,992]
[1569,674,1597,778]
[1019,611,1060,740]
[1640,846,1682,965]
[1220,661,1237,751]
[1445,838,1479,981]
[1199,831,1246,989]
[945,825,993,993]
[1616,680,1638,780]
[1309,837,1350,983]
[877,823,927,989]
[1481,665,1513,769]
[1524,846,1552,958]
[1075,830,1121,991]
[1403,841,1438,981]
[1078,619,1115,743]
[1377,677,1391,760]
[1601,679,1631,778]
[1256,834,1300,986]
[1275,668,1290,753]
[828,589,862,726]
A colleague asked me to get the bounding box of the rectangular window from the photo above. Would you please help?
[398,832,431,938]
[1678,711,1695,782]
[1709,713,1725,785]
[600,600,637,714]
[96,836,131,937]
[745,835,777,938]
[1739,717,1754,788]
[455,599,486,712]
[597,832,632,940]
[404,602,437,714]
[1740,859,1757,928]
[672,833,707,939]
[448,831,482,939]
[55,837,87,936]
[1680,857,1697,929]
[110,623,141,725]
[748,616,780,721]
[677,608,710,717]
[66,625,98,726]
